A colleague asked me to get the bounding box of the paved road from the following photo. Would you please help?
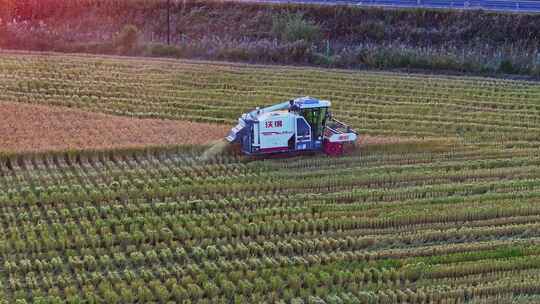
[254,0,540,12]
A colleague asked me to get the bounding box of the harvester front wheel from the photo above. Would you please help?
[323,140,343,156]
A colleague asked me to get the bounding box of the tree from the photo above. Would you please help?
[115,24,139,55]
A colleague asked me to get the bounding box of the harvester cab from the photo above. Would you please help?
[226,96,358,156]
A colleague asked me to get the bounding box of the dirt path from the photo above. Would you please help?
[0,101,230,153]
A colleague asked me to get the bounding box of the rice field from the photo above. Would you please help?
[1,51,540,303]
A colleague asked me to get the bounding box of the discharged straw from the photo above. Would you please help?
[199,139,229,161]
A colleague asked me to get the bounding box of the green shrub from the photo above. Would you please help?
[145,43,184,58]
[272,12,321,44]
[311,53,334,66]
[115,24,140,55]
[217,46,251,62]
[499,58,518,74]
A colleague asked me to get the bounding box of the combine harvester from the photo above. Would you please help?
[226,96,358,156]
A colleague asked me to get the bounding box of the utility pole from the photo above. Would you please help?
[167,0,170,45]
